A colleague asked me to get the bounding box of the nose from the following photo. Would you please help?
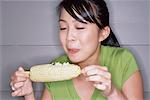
[67,28,76,41]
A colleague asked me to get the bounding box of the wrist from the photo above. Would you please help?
[107,87,127,100]
[24,91,35,100]
[107,86,117,98]
[102,84,114,97]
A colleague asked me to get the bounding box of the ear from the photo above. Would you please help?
[98,26,110,42]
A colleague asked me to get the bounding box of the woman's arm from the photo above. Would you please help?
[122,70,143,100]
[82,66,144,100]
[41,88,52,100]
[108,70,144,100]
[24,92,35,100]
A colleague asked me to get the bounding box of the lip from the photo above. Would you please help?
[68,48,80,54]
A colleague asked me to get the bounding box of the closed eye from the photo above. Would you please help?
[60,28,67,30]
[76,27,85,30]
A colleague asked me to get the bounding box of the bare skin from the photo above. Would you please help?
[10,8,144,100]
[41,8,144,100]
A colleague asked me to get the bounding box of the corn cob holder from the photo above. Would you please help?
[25,62,81,82]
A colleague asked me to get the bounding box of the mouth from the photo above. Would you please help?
[68,48,80,55]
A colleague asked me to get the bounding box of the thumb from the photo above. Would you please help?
[18,66,25,72]
[18,66,30,77]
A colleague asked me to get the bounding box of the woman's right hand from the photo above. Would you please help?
[10,67,33,97]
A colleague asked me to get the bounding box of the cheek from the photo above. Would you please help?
[59,32,65,44]
[80,31,100,54]
[59,32,67,50]
[81,32,100,48]
[82,38,99,54]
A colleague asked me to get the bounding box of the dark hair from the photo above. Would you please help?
[57,0,120,47]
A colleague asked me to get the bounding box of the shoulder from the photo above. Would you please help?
[101,46,139,89]
[101,45,138,70]
[101,45,134,59]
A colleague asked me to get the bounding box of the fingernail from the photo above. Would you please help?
[18,67,22,70]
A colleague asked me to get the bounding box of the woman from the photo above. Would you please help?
[10,0,143,99]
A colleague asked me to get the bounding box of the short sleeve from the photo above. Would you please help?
[122,49,139,85]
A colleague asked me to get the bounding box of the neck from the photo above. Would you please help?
[78,45,101,69]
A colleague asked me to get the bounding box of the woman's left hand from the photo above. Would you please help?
[82,65,113,96]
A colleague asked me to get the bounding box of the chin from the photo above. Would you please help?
[68,55,85,64]
[68,56,80,63]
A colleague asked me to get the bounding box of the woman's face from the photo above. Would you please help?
[59,8,101,64]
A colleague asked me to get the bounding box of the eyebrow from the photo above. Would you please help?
[59,19,87,24]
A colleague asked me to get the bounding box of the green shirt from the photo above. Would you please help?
[45,45,138,100]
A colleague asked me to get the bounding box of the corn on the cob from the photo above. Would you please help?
[27,62,81,82]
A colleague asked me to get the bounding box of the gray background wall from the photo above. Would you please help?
[0,0,149,100]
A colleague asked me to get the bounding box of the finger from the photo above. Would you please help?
[11,75,15,81]
[11,85,16,91]
[102,81,111,87]
[87,75,111,83]
[94,83,106,90]
[82,65,108,73]
[13,76,29,85]
[86,69,111,79]
[11,73,29,84]
[86,68,99,76]
[14,71,29,78]
[10,82,13,86]
[99,66,108,71]
[86,75,102,82]
[16,67,29,77]
[18,67,25,72]
[82,65,96,74]
[11,88,22,97]
[10,82,23,91]
[10,82,16,91]
[13,82,24,89]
